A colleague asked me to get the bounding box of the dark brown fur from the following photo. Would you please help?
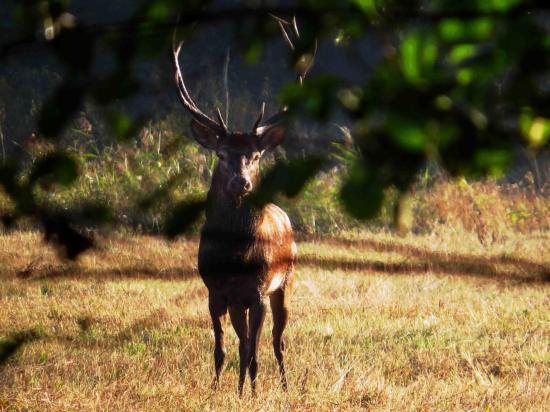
[172,23,312,392]
[197,132,296,395]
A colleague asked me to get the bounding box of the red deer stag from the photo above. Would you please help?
[172,17,315,395]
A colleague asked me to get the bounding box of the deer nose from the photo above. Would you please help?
[229,176,252,195]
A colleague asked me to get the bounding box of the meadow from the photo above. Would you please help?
[0,226,548,411]
[0,131,549,410]
[2,1,550,409]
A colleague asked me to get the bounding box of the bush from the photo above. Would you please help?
[1,115,548,239]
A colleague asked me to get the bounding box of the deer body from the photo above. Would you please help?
[172,15,314,394]
[199,198,296,300]
[198,187,296,394]
[194,131,296,395]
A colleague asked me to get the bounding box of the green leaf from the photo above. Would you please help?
[439,18,494,43]
[163,199,206,239]
[401,32,422,82]
[93,70,140,104]
[138,174,183,211]
[51,26,94,73]
[520,111,550,148]
[477,0,521,12]
[42,212,95,260]
[456,68,474,85]
[106,111,143,142]
[126,0,183,57]
[351,0,376,15]
[355,128,426,190]
[474,149,511,176]
[78,203,113,226]
[145,1,171,20]
[448,44,478,65]
[250,156,325,207]
[0,163,35,214]
[0,163,20,198]
[519,109,533,137]
[1,214,16,229]
[28,152,79,188]
[400,29,438,84]
[340,164,384,220]
[39,83,85,138]
[244,38,263,65]
[279,76,339,120]
[386,115,428,152]
[137,0,182,21]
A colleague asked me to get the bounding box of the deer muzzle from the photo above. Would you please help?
[228,175,252,197]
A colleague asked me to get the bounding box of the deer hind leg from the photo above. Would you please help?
[228,304,249,396]
[247,299,267,395]
[269,287,289,390]
[208,293,227,390]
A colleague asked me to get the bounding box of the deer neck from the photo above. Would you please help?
[203,166,259,235]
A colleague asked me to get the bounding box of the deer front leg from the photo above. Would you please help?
[208,293,227,390]
[270,288,289,390]
[228,304,249,396]
[247,299,267,395]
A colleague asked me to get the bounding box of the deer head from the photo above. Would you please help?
[172,16,316,203]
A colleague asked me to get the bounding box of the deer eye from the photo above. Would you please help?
[252,153,261,162]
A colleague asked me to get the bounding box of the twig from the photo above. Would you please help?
[223,47,230,125]
[3,4,548,58]
[0,123,5,163]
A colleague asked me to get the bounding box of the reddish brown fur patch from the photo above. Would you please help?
[258,204,296,293]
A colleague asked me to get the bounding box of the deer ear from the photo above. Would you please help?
[258,126,285,152]
[191,119,218,149]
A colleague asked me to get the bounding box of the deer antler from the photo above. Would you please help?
[173,40,228,136]
[253,15,317,135]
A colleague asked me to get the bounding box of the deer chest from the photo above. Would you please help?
[197,231,269,280]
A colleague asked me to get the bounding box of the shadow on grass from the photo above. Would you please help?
[1,309,180,366]
[298,256,549,284]
[297,235,550,284]
[13,235,549,284]
[18,265,197,281]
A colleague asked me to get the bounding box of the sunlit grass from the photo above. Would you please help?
[0,229,548,410]
[3,133,548,237]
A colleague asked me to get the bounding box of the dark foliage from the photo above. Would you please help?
[0,0,548,253]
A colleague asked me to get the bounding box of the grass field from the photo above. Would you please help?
[0,229,549,411]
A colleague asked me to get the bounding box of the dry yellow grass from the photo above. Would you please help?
[0,229,549,411]
[414,175,550,244]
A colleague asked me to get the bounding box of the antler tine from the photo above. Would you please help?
[172,39,227,136]
[298,38,317,84]
[255,108,288,135]
[253,16,317,134]
[173,42,197,109]
[292,16,300,38]
[216,107,228,134]
[268,13,290,25]
[252,102,265,133]
[277,21,295,51]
